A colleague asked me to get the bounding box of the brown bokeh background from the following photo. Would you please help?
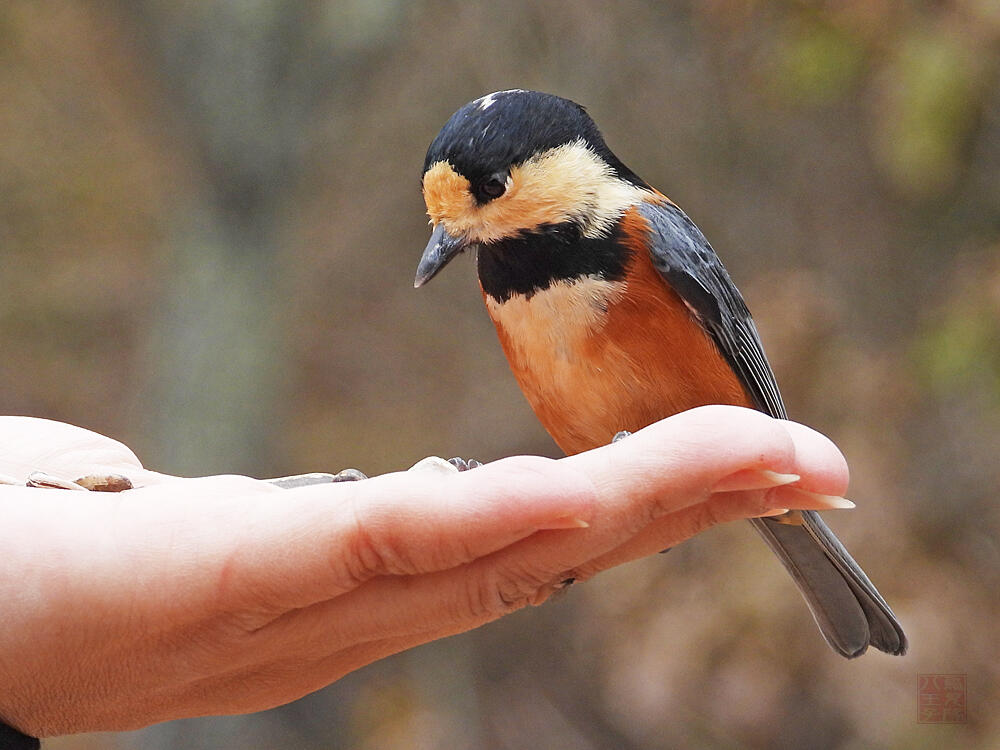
[3,1,998,748]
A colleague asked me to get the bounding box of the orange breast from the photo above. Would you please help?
[485,207,752,455]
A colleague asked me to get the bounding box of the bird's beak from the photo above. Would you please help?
[414,223,470,288]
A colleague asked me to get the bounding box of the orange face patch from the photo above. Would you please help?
[422,141,653,244]
[422,161,477,230]
[422,158,572,242]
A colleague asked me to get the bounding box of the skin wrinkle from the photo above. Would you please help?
[488,550,567,609]
[239,463,601,658]
[318,480,429,598]
[249,499,601,660]
[343,494,396,590]
[248,458,600,621]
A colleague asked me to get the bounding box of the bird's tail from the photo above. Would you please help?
[749,511,907,658]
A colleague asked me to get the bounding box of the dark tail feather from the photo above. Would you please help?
[749,511,907,658]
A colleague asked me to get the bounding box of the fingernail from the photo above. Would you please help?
[760,507,790,517]
[538,516,590,530]
[713,469,801,493]
[771,486,855,510]
[813,495,856,509]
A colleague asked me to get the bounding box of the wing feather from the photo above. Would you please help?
[636,201,786,418]
[634,199,907,657]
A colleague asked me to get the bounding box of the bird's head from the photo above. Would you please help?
[414,90,650,287]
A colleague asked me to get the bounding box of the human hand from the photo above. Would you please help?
[0,405,848,737]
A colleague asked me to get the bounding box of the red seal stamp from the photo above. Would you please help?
[917,674,967,723]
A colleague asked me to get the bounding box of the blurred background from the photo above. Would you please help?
[2,1,998,748]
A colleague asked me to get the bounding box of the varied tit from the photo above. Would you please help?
[415,89,906,658]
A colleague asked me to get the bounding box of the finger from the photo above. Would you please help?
[565,487,853,581]
[0,417,141,478]
[223,455,598,614]
[243,410,838,652]
[243,481,857,661]
[241,407,848,632]
[236,407,784,616]
[250,486,798,660]
[266,488,841,663]
[780,419,850,496]
[561,406,849,530]
[559,414,851,581]
[561,405,801,512]
[243,552,543,663]
[0,416,173,487]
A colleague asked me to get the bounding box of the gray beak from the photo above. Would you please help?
[414,223,470,288]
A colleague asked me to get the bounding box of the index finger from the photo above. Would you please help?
[218,455,599,614]
[0,417,140,479]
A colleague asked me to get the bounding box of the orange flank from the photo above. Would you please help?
[485,205,752,456]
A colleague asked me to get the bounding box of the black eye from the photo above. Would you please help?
[475,173,507,203]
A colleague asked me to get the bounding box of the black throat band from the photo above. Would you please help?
[477,220,632,303]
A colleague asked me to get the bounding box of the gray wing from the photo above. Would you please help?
[635,199,907,657]
[636,201,786,419]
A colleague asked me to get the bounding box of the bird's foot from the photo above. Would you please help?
[447,457,483,471]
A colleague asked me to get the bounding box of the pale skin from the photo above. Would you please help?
[0,406,850,738]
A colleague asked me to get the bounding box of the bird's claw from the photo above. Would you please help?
[447,457,483,472]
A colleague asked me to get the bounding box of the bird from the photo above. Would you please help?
[413,89,906,658]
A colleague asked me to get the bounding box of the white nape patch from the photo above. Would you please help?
[476,89,526,111]
[485,275,625,361]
